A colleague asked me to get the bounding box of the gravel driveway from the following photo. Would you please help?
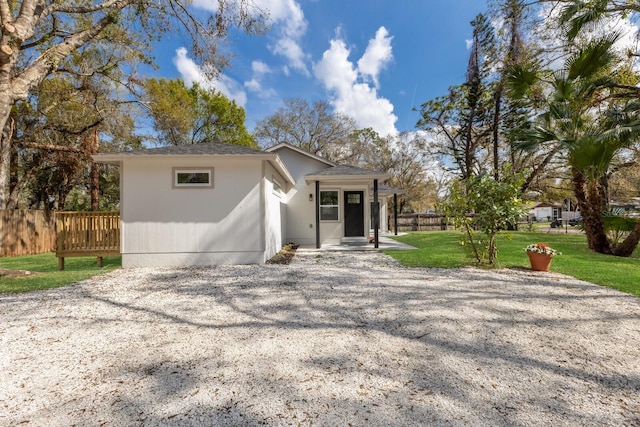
[1,250,640,426]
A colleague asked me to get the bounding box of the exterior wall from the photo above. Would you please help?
[120,157,265,267]
[275,149,332,245]
[533,207,556,221]
[263,161,287,261]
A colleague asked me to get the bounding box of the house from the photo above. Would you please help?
[529,202,562,222]
[93,142,395,267]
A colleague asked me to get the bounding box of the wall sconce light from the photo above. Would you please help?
[309,193,313,202]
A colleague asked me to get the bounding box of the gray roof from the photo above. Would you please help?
[105,142,267,156]
[309,164,387,177]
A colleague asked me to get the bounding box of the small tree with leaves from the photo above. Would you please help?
[441,166,526,265]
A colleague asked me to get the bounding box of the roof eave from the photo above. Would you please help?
[304,172,391,184]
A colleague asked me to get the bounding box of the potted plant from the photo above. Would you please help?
[525,243,561,271]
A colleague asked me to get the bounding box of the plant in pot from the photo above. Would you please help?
[525,243,561,272]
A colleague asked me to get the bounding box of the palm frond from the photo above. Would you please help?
[506,64,539,99]
[566,33,621,80]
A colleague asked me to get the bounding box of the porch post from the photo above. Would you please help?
[315,180,320,249]
[393,193,398,236]
[374,179,379,248]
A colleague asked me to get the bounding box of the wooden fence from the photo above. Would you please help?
[56,212,120,270]
[395,214,453,232]
[0,210,57,257]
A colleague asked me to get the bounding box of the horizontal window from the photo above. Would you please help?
[320,190,339,221]
[173,168,214,188]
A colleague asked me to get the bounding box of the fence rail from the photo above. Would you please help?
[0,210,57,257]
[56,212,120,270]
[395,214,453,232]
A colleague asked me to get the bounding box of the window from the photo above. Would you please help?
[173,168,213,188]
[320,190,339,221]
[273,176,283,196]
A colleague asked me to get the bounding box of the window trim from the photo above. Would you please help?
[172,167,214,189]
[272,175,283,197]
[319,189,340,222]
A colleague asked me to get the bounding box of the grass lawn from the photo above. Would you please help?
[0,253,121,293]
[385,231,640,297]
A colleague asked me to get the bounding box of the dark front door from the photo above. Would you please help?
[344,191,364,237]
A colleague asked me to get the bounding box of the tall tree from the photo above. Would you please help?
[253,98,357,162]
[8,69,141,209]
[0,0,266,208]
[417,14,496,182]
[509,33,640,256]
[144,78,255,147]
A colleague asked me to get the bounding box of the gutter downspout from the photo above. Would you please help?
[374,179,379,248]
[394,192,398,236]
[315,180,320,249]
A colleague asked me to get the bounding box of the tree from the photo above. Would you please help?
[508,33,640,256]
[253,98,357,162]
[144,78,255,147]
[441,167,526,265]
[352,130,439,213]
[418,15,496,182]
[0,0,266,208]
[8,70,141,210]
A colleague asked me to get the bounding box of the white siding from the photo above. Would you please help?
[120,157,265,267]
[263,162,286,261]
[274,147,378,245]
[275,149,332,245]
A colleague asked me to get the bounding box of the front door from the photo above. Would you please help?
[344,191,364,237]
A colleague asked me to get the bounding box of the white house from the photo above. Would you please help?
[529,202,562,222]
[94,142,394,267]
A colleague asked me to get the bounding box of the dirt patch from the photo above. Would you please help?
[0,267,42,278]
[265,243,299,264]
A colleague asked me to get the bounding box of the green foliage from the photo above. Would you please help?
[385,231,640,296]
[144,78,256,147]
[441,167,526,265]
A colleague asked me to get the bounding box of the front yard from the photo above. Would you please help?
[385,231,640,297]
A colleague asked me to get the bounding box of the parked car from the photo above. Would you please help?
[568,216,583,226]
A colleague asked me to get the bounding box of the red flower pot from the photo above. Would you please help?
[527,252,552,272]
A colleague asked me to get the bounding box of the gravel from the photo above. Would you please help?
[1,250,640,426]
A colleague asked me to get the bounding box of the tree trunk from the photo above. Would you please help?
[0,92,12,209]
[572,170,611,254]
[612,220,640,257]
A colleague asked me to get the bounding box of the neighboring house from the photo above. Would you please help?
[94,142,394,267]
[529,202,562,222]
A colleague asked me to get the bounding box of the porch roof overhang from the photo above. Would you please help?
[305,165,390,184]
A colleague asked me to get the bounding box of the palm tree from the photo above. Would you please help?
[508,34,640,256]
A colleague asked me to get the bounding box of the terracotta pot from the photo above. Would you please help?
[527,251,552,272]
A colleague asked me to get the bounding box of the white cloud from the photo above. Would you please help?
[244,60,276,98]
[173,47,247,106]
[465,39,473,49]
[252,60,271,75]
[257,0,309,75]
[313,29,398,136]
[357,26,393,89]
[189,0,309,75]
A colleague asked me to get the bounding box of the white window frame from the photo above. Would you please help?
[172,167,214,189]
[320,189,340,222]
[272,176,283,197]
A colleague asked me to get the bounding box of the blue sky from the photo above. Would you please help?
[151,1,490,136]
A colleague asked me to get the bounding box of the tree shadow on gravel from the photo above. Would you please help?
[67,254,640,425]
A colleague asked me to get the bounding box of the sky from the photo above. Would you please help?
[151,1,490,136]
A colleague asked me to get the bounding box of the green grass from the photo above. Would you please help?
[385,231,640,297]
[0,253,121,293]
